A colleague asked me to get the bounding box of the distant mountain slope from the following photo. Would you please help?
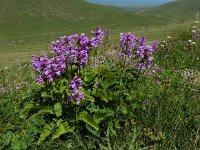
[138,0,200,22]
[0,0,157,37]
[86,0,176,11]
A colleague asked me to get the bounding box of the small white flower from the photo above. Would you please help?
[192,42,196,45]
[188,40,192,43]
[197,29,200,32]
[196,57,199,60]
[192,30,196,33]
[192,26,197,29]
[161,44,165,47]
[167,36,172,39]
[4,66,8,70]
[162,41,166,43]
[194,21,199,24]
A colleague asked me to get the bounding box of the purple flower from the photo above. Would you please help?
[92,27,104,41]
[136,42,157,69]
[120,32,136,59]
[91,27,104,47]
[31,53,67,83]
[32,27,105,83]
[68,75,84,104]
[119,33,158,69]
[152,41,158,51]
[138,37,146,46]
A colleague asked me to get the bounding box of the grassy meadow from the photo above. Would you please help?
[0,0,197,68]
[0,0,200,149]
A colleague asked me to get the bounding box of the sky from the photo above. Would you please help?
[86,0,175,9]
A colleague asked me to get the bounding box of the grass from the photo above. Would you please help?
[0,20,193,69]
[0,0,197,68]
[0,24,200,149]
[0,0,160,68]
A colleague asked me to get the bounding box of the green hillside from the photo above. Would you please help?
[0,0,157,37]
[0,0,198,67]
[138,0,200,22]
[0,0,161,60]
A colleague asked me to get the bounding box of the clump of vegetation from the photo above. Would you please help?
[0,23,200,150]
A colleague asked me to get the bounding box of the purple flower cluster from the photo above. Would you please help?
[67,75,84,104]
[120,33,158,69]
[52,33,90,67]
[120,32,136,59]
[91,27,104,47]
[31,54,66,83]
[32,27,104,83]
[137,40,158,69]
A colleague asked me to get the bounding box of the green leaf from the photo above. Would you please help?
[24,102,35,110]
[109,121,117,136]
[94,89,108,102]
[20,102,37,119]
[85,93,95,103]
[37,123,55,145]
[79,89,94,103]
[41,92,53,99]
[78,111,99,131]
[59,86,67,93]
[101,81,111,90]
[29,106,54,120]
[85,124,99,136]
[52,122,74,140]
[117,105,128,114]
[93,114,105,124]
[87,104,114,124]
[54,102,62,117]
[37,106,54,115]
[104,71,116,79]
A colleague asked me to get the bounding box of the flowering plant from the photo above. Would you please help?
[120,32,158,69]
[30,27,158,144]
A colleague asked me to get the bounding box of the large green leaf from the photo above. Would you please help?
[87,104,114,124]
[93,114,105,124]
[37,123,55,145]
[41,92,53,99]
[84,92,95,103]
[20,102,37,119]
[94,89,108,102]
[37,106,54,115]
[29,106,54,120]
[54,102,62,117]
[52,122,74,140]
[24,102,35,110]
[78,111,99,131]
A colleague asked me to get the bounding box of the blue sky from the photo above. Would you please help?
[86,0,175,8]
